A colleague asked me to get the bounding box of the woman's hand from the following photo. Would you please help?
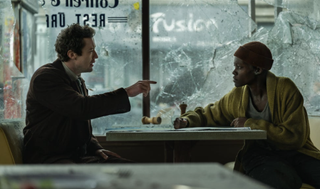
[230,117,247,127]
[173,118,188,129]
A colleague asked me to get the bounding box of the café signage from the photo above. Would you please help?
[43,0,122,28]
[42,0,119,8]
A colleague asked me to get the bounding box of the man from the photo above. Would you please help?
[23,23,156,164]
[174,41,320,188]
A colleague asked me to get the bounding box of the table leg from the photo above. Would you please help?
[165,141,198,162]
[173,141,198,162]
[164,141,174,162]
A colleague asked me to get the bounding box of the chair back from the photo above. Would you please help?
[0,121,24,164]
[0,127,16,164]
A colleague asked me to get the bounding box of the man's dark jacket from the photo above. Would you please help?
[23,59,130,163]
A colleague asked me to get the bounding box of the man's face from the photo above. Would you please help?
[232,57,256,87]
[74,38,98,74]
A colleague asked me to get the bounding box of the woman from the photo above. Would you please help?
[174,41,320,189]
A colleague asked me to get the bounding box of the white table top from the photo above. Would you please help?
[105,127,267,141]
[0,163,271,189]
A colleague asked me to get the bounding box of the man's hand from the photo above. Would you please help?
[173,118,188,129]
[95,149,122,160]
[230,117,247,127]
[125,80,157,97]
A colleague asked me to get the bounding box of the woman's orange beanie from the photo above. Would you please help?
[234,41,274,70]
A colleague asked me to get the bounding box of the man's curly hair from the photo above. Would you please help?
[55,23,95,62]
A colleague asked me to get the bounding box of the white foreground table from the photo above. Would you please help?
[0,163,272,189]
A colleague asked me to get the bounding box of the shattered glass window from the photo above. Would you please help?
[149,0,257,123]
[1,0,320,135]
[150,0,320,122]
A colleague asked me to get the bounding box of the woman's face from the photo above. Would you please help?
[232,57,256,87]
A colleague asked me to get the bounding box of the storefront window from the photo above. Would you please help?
[149,0,257,123]
[149,0,320,124]
[37,0,145,133]
[1,0,320,135]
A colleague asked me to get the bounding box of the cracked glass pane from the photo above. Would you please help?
[268,11,320,115]
[150,0,258,121]
[264,0,320,21]
[150,0,320,124]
